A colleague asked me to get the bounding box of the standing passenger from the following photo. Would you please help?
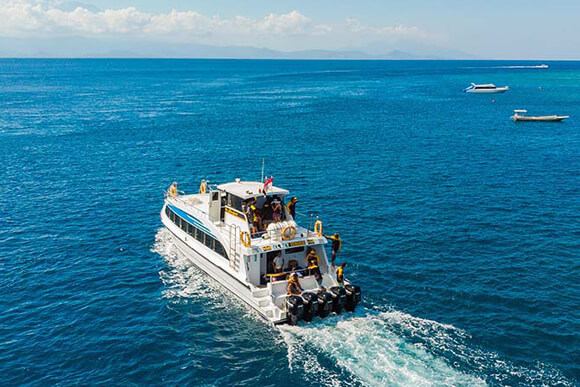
[324,232,342,266]
[169,182,178,198]
[272,198,282,222]
[286,197,298,218]
[336,263,347,287]
[273,251,284,273]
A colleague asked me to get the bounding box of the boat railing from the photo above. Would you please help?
[163,189,211,217]
[264,268,311,284]
[294,211,322,238]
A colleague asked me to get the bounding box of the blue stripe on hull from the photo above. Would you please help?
[167,204,217,239]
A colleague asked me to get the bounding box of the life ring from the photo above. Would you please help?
[199,180,207,194]
[314,220,323,236]
[281,226,297,241]
[240,231,251,248]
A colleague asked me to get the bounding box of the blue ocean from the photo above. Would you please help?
[1,59,578,386]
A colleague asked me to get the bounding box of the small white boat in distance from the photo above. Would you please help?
[464,83,509,93]
[512,109,569,122]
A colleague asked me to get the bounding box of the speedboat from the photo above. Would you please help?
[511,109,569,122]
[160,178,361,325]
[464,83,509,93]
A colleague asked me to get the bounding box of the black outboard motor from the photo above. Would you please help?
[317,292,333,318]
[344,284,361,312]
[301,292,319,322]
[329,286,347,314]
[286,295,304,325]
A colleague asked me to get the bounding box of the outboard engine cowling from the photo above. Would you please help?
[301,292,319,322]
[317,292,333,318]
[329,286,347,314]
[344,284,361,312]
[286,295,304,325]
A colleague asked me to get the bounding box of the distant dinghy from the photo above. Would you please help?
[511,109,569,122]
[464,83,509,93]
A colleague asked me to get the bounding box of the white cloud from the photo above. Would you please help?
[0,1,330,38]
[346,18,427,39]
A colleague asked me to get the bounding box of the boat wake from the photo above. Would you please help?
[279,311,485,387]
[493,65,549,69]
[152,228,574,387]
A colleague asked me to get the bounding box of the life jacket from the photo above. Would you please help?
[250,205,259,222]
[331,237,341,251]
[287,279,301,295]
[307,253,319,268]
[336,266,344,282]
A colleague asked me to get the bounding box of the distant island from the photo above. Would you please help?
[0,36,476,59]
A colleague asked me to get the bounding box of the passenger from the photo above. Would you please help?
[324,232,342,266]
[272,197,282,222]
[306,248,319,271]
[273,251,284,273]
[314,269,323,287]
[169,182,178,198]
[250,198,262,233]
[287,272,303,295]
[262,196,273,227]
[243,200,258,237]
[286,196,298,218]
[336,263,347,287]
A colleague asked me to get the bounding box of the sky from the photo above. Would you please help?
[1,0,579,59]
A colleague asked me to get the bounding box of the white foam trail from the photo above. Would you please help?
[279,311,485,387]
[152,228,264,323]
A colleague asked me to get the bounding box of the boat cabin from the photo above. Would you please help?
[217,180,292,237]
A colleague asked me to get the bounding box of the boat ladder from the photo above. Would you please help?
[228,224,241,271]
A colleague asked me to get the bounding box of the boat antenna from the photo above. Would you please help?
[261,158,265,183]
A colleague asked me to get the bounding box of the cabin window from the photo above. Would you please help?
[196,230,204,244]
[285,246,305,254]
[204,235,213,249]
[165,206,170,217]
[169,211,175,222]
[215,242,227,258]
[227,194,244,211]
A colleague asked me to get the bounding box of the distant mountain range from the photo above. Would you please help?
[0,36,476,59]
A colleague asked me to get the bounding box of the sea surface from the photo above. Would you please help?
[0,59,579,386]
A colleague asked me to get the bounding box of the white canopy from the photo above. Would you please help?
[217,180,289,200]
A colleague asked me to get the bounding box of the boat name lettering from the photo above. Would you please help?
[225,207,245,220]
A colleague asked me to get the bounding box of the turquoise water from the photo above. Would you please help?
[0,59,578,386]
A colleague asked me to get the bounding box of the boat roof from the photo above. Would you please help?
[473,83,497,87]
[217,180,289,199]
[514,109,528,113]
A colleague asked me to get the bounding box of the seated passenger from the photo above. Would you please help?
[287,272,303,295]
[272,251,284,273]
[306,248,319,269]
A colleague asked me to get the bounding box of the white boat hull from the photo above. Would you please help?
[465,87,509,94]
[161,209,287,324]
[512,115,569,122]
